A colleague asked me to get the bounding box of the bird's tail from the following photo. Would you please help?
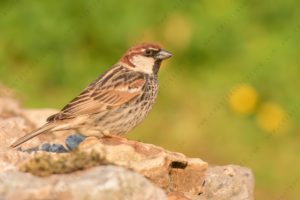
[10,123,56,148]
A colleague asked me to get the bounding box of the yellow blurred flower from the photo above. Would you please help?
[163,13,192,50]
[256,102,287,134]
[228,84,258,114]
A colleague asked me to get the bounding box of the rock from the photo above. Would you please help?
[168,192,191,200]
[0,166,167,200]
[0,97,21,118]
[200,165,254,200]
[0,97,58,150]
[167,165,254,200]
[0,95,255,200]
[22,109,58,128]
[79,136,208,195]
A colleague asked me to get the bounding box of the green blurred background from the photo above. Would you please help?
[0,0,299,199]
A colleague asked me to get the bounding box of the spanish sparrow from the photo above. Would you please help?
[11,43,172,148]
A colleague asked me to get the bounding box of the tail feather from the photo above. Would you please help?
[10,123,55,148]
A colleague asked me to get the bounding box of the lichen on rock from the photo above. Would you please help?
[19,150,109,177]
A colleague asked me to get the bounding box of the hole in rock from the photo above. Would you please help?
[170,161,187,169]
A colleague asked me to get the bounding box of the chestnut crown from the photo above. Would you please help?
[120,43,172,74]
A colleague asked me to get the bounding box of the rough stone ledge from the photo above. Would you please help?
[0,96,255,200]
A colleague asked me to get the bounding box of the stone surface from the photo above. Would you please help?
[0,95,255,200]
[0,166,167,200]
[200,165,254,200]
[0,97,59,150]
[79,136,208,195]
[168,192,191,200]
[167,165,254,200]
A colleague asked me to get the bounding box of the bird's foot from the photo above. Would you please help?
[19,133,86,153]
[65,133,86,151]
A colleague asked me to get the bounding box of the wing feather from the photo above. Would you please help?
[47,66,145,122]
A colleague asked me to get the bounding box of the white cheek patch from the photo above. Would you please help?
[130,55,155,74]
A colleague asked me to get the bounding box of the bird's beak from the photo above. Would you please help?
[155,49,172,60]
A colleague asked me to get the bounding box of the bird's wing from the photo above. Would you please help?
[47,66,145,122]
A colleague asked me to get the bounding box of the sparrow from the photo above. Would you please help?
[10,43,172,148]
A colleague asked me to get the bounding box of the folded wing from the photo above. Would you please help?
[47,67,145,122]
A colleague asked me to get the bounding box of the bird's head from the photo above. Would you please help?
[120,43,172,74]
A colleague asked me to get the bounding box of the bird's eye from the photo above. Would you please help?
[144,49,153,56]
